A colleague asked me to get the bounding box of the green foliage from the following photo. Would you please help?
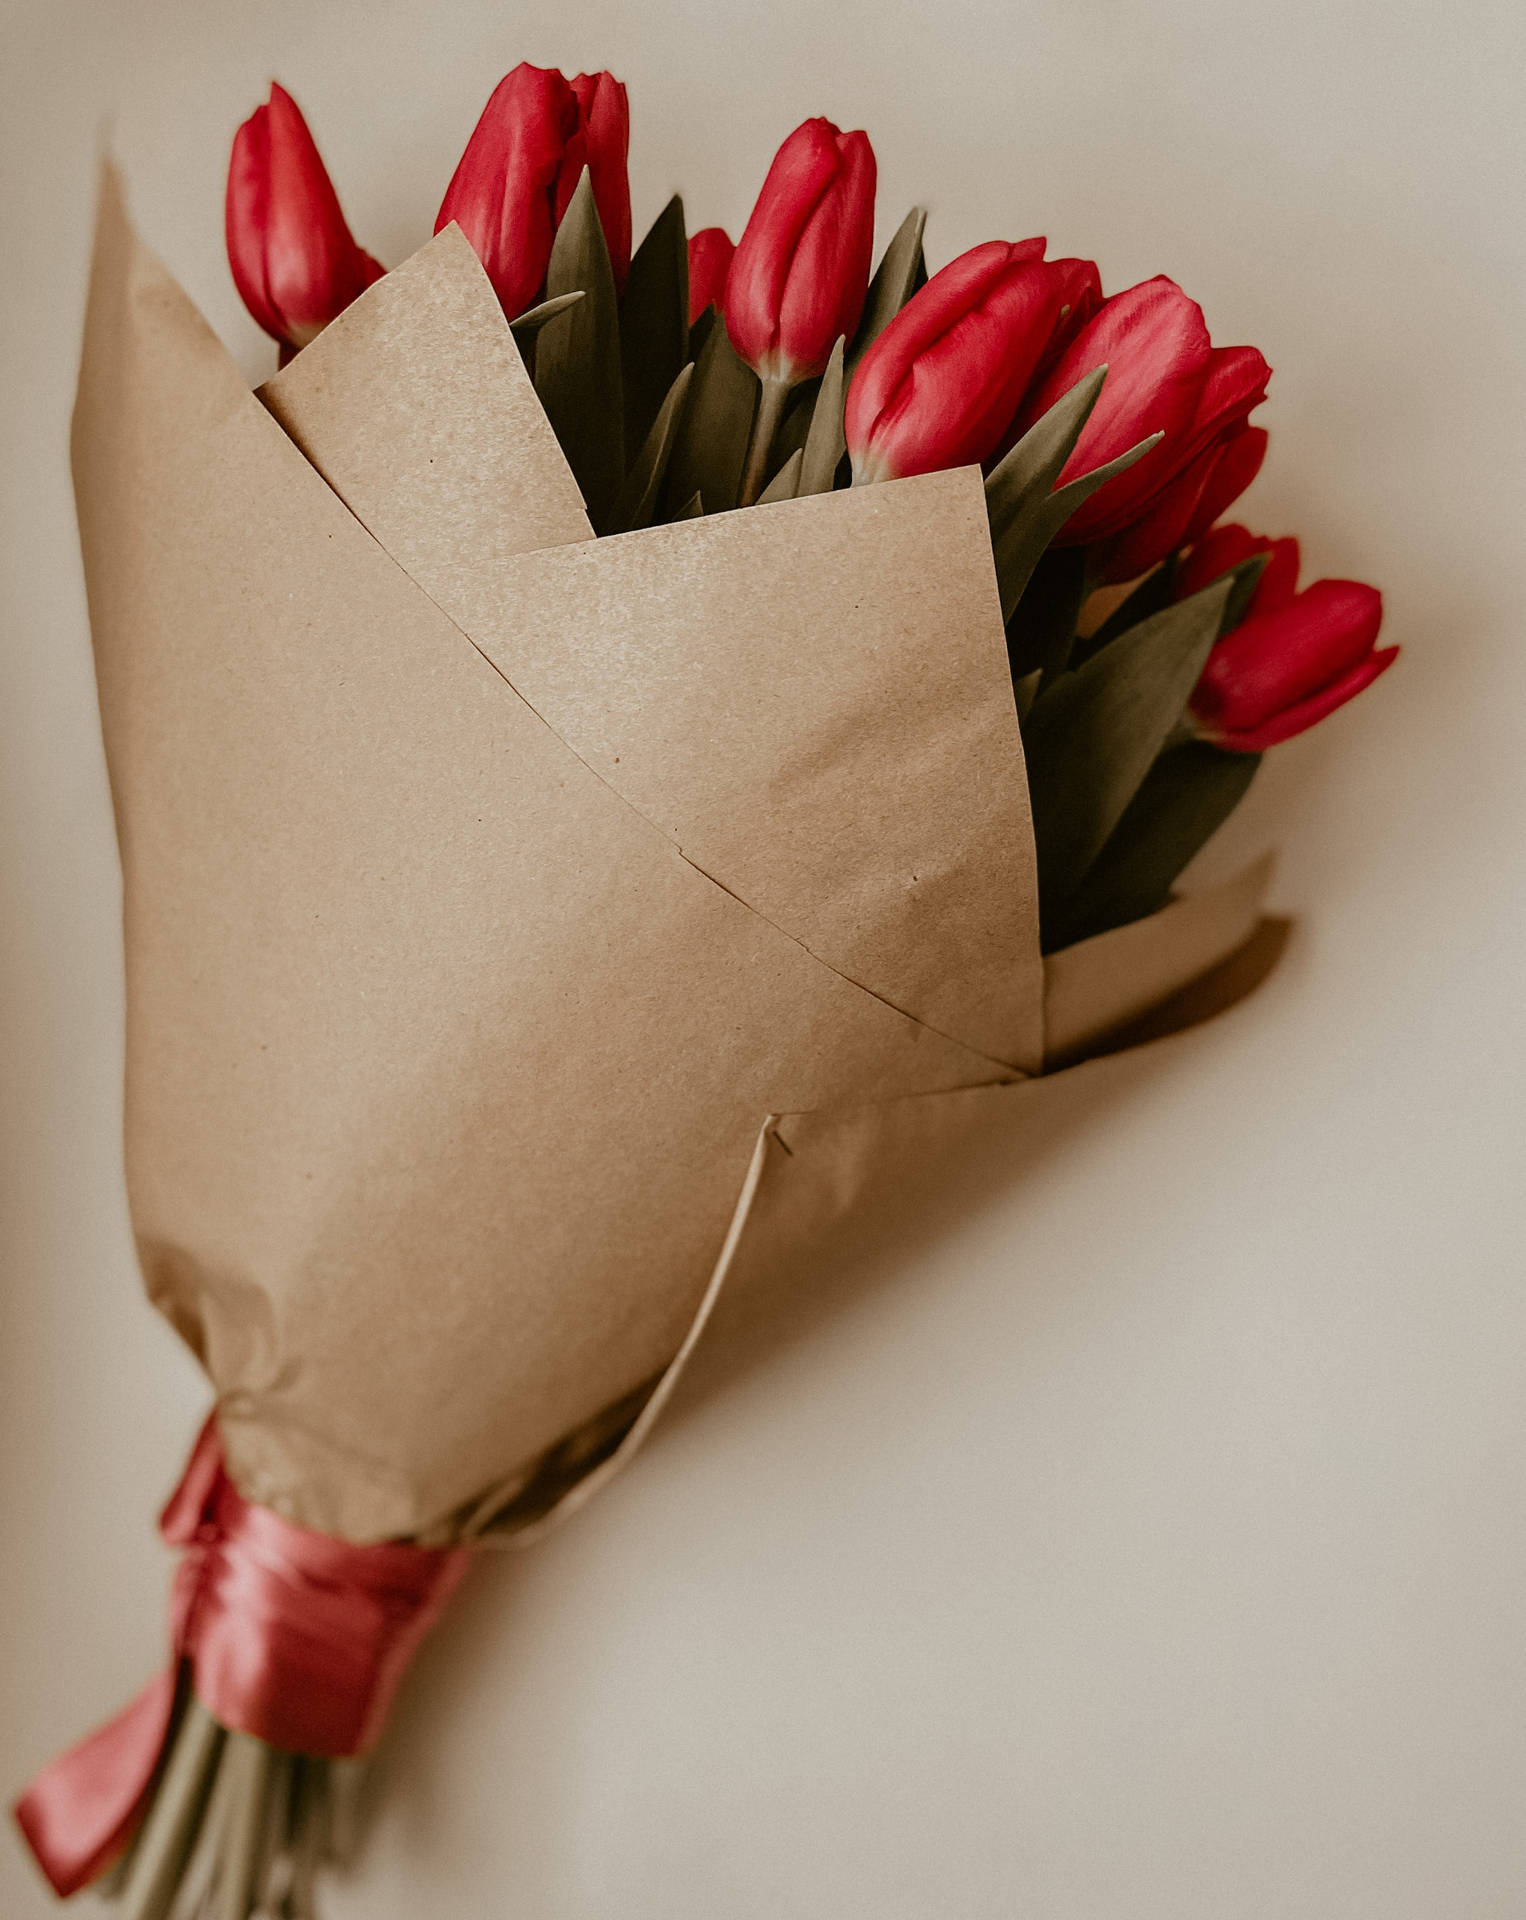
[535,170,624,531]
[1023,575,1234,937]
[847,206,926,375]
[660,313,758,518]
[1043,741,1261,950]
[620,195,689,466]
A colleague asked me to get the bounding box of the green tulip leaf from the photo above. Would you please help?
[660,313,759,518]
[610,362,694,533]
[1069,562,1175,668]
[985,363,1162,627]
[1041,430,1163,531]
[1005,546,1090,684]
[509,291,586,337]
[536,169,625,531]
[772,379,821,467]
[1043,739,1262,951]
[620,194,689,466]
[1012,668,1043,721]
[848,206,927,374]
[1023,574,1233,931]
[757,447,804,504]
[997,426,1161,627]
[1074,550,1270,674]
[986,366,1107,537]
[797,337,848,496]
[1221,550,1270,632]
[687,304,719,362]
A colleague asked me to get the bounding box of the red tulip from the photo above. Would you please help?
[845,239,1099,484]
[226,83,383,353]
[1020,277,1271,583]
[1188,559,1395,752]
[567,71,631,290]
[436,63,631,318]
[724,117,877,386]
[1094,421,1268,584]
[1175,522,1300,617]
[688,227,735,322]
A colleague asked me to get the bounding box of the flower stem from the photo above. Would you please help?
[116,1697,223,1920]
[738,377,792,508]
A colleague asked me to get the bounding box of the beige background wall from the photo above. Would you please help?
[2,1,1523,1914]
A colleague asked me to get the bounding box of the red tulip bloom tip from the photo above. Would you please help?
[226,83,383,352]
[688,227,735,323]
[437,62,631,319]
[725,117,877,385]
[1020,277,1271,582]
[845,238,1098,484]
[1181,527,1395,751]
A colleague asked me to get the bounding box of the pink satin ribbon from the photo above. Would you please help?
[13,1417,471,1897]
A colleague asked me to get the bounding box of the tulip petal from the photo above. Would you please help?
[686,226,734,324]
[260,84,374,345]
[725,118,844,373]
[848,206,928,370]
[1175,523,1264,597]
[845,241,1071,481]
[726,119,877,383]
[779,129,877,376]
[437,63,580,320]
[1194,579,1385,733]
[226,103,282,341]
[1177,525,1301,618]
[1093,424,1267,584]
[1190,344,1272,444]
[225,85,381,351]
[1256,536,1301,614]
[570,72,632,291]
[1177,426,1268,549]
[1206,645,1398,751]
[1026,276,1212,534]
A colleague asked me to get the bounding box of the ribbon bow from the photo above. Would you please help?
[13,1417,470,1897]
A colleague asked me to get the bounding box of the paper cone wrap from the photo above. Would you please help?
[73,167,1280,1548]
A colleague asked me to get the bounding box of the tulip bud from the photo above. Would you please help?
[1175,522,1299,618]
[437,63,632,317]
[1019,277,1271,582]
[226,83,383,354]
[1188,569,1396,752]
[1093,421,1268,584]
[725,117,877,387]
[567,72,631,291]
[845,240,1098,485]
[688,227,736,322]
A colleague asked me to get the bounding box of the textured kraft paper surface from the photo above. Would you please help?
[75,168,1279,1544]
[260,227,1044,1070]
[478,857,1280,1544]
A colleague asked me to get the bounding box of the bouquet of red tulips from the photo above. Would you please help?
[15,61,1394,1920]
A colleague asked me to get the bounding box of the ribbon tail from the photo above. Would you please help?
[12,1667,178,1897]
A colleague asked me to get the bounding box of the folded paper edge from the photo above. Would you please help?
[251,215,1044,1073]
[474,860,1284,1546]
[469,1118,779,1548]
[88,165,1024,1094]
[1042,853,1277,1067]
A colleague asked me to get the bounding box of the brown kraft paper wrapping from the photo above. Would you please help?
[74,166,1281,1546]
